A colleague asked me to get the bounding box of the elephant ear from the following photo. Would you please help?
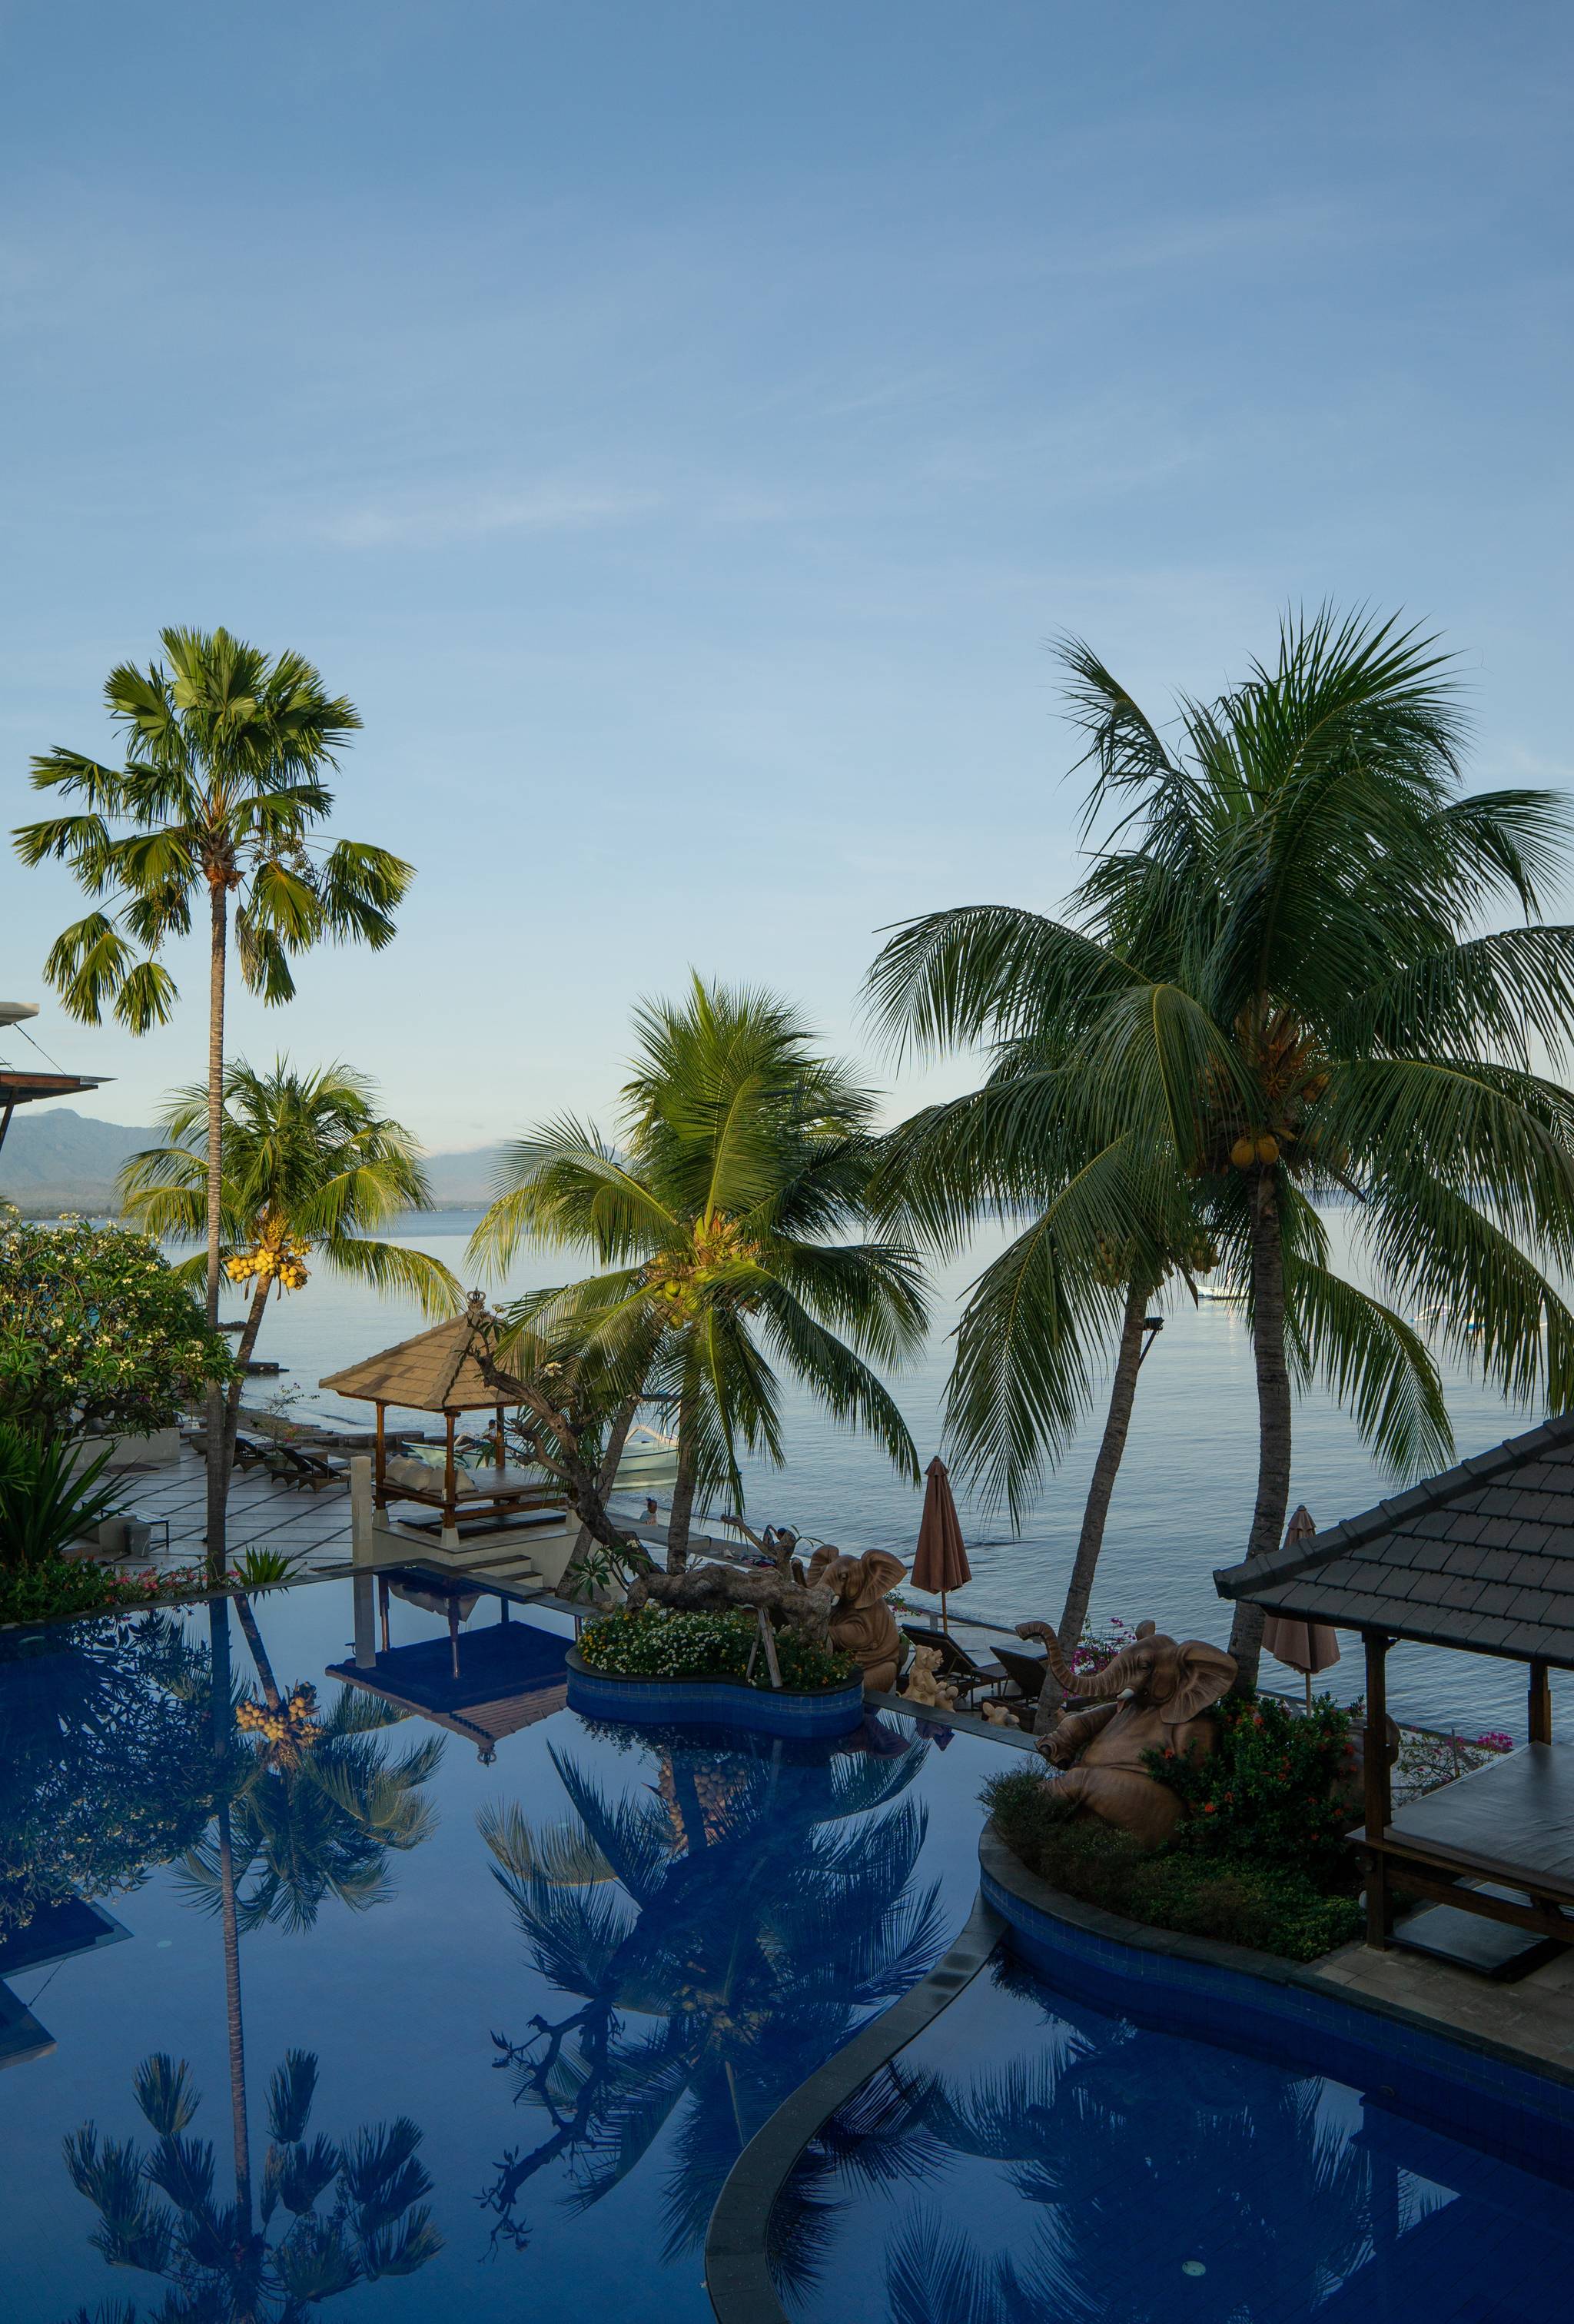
[1163,1642,1237,1724]
[851,1549,906,1607]
[805,1542,838,1591]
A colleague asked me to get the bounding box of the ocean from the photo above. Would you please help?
[237,1207,1567,1740]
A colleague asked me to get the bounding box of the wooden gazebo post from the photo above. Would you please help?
[1529,1658,1553,1746]
[1363,1630,1393,1949]
[443,1409,458,1541]
[374,1401,387,1511]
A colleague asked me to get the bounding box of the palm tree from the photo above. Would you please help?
[477,1727,943,2262]
[61,2046,441,2322]
[470,979,928,1568]
[14,627,413,1576]
[872,1026,1218,1685]
[868,610,1574,1681]
[121,1059,460,1482]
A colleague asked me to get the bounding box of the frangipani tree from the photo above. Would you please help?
[470,979,927,1567]
[869,610,1574,1681]
[15,627,413,1574]
[121,1060,460,1478]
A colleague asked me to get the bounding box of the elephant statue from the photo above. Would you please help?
[1014,1616,1237,1847]
[806,1544,908,1694]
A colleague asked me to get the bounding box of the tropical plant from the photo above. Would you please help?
[576,1604,855,1691]
[0,1421,121,1568]
[121,1058,460,1478]
[0,1611,220,1937]
[868,610,1574,1681]
[477,1727,943,2263]
[15,627,413,1577]
[231,1547,306,1589]
[470,979,928,1568]
[0,1210,232,1445]
[61,2046,441,2322]
[870,1030,1212,1674]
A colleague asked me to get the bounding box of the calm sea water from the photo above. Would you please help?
[240,1209,1566,1739]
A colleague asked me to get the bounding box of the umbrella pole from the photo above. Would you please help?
[940,1588,948,1636]
[1305,1671,1313,1715]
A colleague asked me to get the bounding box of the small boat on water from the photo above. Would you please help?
[615,1423,680,1489]
[1195,1279,1247,1304]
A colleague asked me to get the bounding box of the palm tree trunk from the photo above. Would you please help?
[666,1390,699,1574]
[1234,1168,1291,1687]
[561,1392,640,1597]
[233,1591,284,1709]
[208,1601,252,2239]
[221,1274,271,1489]
[1038,1276,1153,1735]
[204,879,230,1584]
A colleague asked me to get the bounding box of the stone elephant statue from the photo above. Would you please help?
[1014,1616,1237,1847]
[806,1544,907,1694]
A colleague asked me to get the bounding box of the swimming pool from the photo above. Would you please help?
[3,1574,1571,2324]
[0,1574,1001,2322]
[771,1943,1574,2324]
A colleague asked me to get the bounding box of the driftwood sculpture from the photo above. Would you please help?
[628,1561,835,1641]
[1015,1616,1237,1848]
[805,1544,907,1693]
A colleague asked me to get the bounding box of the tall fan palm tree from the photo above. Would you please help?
[469,979,928,1568]
[869,610,1574,1681]
[14,627,413,1575]
[121,1059,460,1483]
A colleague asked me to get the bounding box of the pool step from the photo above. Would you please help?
[418,1538,548,1594]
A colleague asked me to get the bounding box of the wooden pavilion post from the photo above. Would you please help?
[443,1409,457,1537]
[374,1401,387,1511]
[1529,1659,1553,1747]
[1363,1630,1393,1949]
[495,1401,506,1474]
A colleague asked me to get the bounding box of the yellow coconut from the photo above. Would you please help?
[1255,1133,1280,1165]
[1230,1135,1256,1170]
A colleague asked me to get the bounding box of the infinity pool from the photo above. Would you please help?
[0,1574,999,2323]
[3,1576,1572,2324]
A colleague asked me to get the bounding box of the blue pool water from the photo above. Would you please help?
[774,1955,1574,2324]
[3,1574,1571,2324]
[0,1575,1000,2323]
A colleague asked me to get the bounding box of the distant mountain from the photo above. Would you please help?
[0,1108,506,1217]
[0,1109,154,1214]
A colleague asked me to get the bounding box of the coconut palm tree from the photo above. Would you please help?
[469,979,928,1568]
[14,627,413,1575]
[120,1059,460,1481]
[868,610,1574,1681]
[477,1727,942,2264]
[871,1027,1222,1681]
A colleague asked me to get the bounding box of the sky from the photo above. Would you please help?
[3,0,1572,1151]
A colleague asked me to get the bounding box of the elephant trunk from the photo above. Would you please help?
[1036,1631,1139,1702]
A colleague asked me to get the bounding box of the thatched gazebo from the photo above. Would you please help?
[320,1291,560,1537]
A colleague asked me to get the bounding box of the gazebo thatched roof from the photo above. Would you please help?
[319,1291,530,1413]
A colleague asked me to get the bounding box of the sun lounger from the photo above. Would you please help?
[992,1646,1048,1705]
[264,1443,348,1491]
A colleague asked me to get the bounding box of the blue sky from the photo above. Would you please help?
[4,0,1571,1150]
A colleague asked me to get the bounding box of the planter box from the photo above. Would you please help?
[564,1644,864,1738]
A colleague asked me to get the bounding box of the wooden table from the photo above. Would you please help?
[1354,1740,1574,1943]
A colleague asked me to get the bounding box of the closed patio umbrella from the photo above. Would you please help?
[912,1457,971,1634]
[1261,1504,1341,1711]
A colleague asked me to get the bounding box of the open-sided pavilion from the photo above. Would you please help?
[1217,1416,1574,1957]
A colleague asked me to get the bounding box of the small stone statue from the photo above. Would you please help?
[805,1544,907,1693]
[900,1641,958,1711]
[1014,1615,1237,1848]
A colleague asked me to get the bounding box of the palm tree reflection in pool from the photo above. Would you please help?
[477,1721,946,2269]
[785,1962,1381,2323]
[61,2046,441,2323]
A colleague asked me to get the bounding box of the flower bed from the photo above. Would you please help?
[0,1557,243,1631]
[566,1608,864,1739]
[577,1605,855,1693]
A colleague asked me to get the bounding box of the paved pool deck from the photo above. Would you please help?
[1315,1924,1574,2080]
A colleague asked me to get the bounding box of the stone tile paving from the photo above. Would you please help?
[108,1440,353,1571]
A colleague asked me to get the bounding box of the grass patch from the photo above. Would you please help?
[985,1765,1363,1965]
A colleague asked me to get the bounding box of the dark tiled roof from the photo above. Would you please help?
[1214,1415,1574,1668]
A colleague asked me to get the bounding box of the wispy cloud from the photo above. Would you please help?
[291,480,666,549]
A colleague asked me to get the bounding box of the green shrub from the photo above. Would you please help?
[1147,1691,1360,1883]
[0,1557,225,1629]
[0,1422,121,1568]
[578,1604,855,1694]
[984,1767,1362,1964]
